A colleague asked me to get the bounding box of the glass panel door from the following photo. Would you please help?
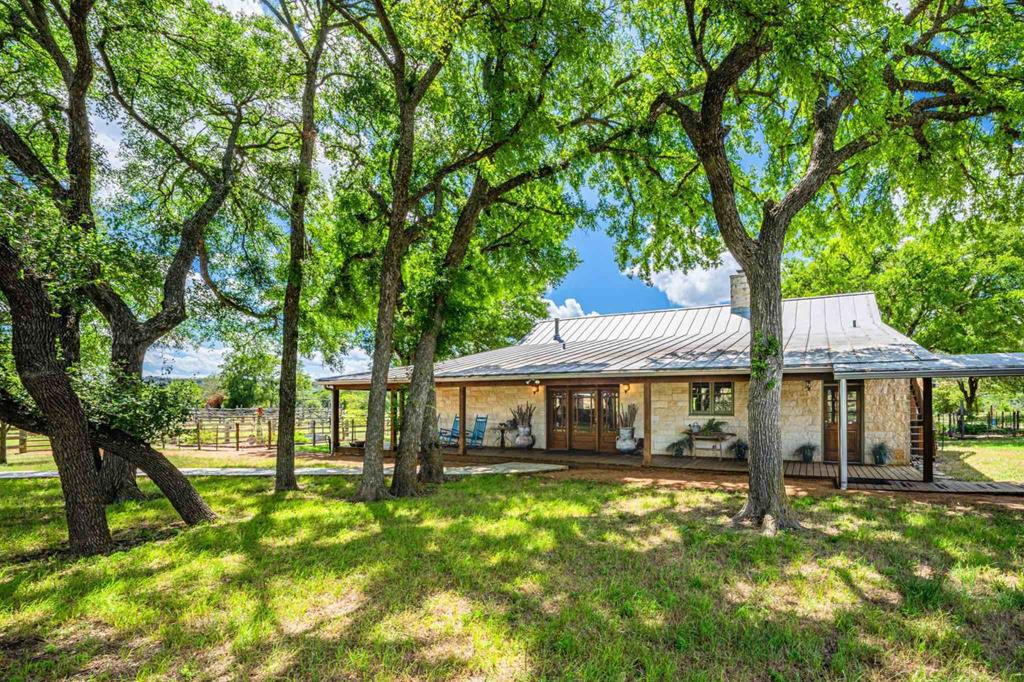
[571,390,597,450]
[823,384,862,463]
[598,389,619,452]
[549,390,568,449]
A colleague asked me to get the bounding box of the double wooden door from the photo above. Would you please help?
[548,387,619,452]
[823,383,863,463]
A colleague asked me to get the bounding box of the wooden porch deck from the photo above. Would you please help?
[443,447,921,482]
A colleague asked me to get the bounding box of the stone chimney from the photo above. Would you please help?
[730,270,750,318]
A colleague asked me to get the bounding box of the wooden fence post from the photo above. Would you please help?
[18,430,27,453]
[268,422,273,448]
[0,422,8,465]
[196,420,202,450]
[235,422,240,450]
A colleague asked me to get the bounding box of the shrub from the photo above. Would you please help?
[699,418,726,433]
[667,432,693,457]
[871,442,892,465]
[794,443,817,463]
[728,438,748,461]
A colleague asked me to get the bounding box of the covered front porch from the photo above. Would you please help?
[439,446,1024,494]
[442,445,921,481]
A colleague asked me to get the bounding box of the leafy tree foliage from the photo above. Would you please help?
[598,0,1024,529]
[785,187,1024,414]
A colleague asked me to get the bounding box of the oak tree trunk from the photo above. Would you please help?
[957,377,980,415]
[0,387,216,526]
[93,428,216,524]
[98,450,146,503]
[391,312,441,496]
[355,240,405,501]
[417,372,444,484]
[97,348,146,503]
[0,244,113,554]
[733,255,800,532]
[0,422,8,465]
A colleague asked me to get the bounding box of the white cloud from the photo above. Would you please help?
[647,253,740,307]
[143,344,373,379]
[301,348,371,378]
[543,297,597,319]
[144,345,228,378]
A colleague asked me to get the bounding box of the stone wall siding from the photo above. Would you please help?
[435,377,910,464]
[862,379,911,465]
[436,385,546,449]
[780,379,824,460]
[645,378,824,460]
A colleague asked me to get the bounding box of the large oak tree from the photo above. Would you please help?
[604,0,1023,529]
[0,0,281,552]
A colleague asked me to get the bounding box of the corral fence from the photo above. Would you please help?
[1,406,380,459]
[174,407,354,450]
[1,422,51,459]
[937,408,1022,439]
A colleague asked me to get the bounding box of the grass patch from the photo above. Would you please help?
[938,437,1024,482]
[1,475,1022,680]
[0,447,345,472]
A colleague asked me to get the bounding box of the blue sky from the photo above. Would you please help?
[543,228,737,318]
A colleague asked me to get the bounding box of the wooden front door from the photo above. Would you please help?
[548,390,568,449]
[570,390,597,450]
[598,389,619,452]
[823,383,863,463]
[548,386,620,451]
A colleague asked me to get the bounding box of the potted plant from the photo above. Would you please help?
[699,418,726,434]
[728,438,749,461]
[871,442,892,465]
[794,443,817,463]
[616,403,639,453]
[510,403,536,448]
[667,432,693,457]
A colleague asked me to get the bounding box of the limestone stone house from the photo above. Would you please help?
[319,273,1024,488]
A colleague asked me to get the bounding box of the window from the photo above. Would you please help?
[690,381,734,416]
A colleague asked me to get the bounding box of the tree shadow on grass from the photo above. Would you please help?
[2,475,1023,680]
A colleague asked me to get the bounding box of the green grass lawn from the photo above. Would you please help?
[938,437,1024,482]
[0,446,347,472]
[1,475,1022,681]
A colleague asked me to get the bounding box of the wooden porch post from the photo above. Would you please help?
[458,386,467,455]
[389,390,398,452]
[642,380,652,466]
[923,377,934,483]
[331,387,340,453]
[838,377,848,490]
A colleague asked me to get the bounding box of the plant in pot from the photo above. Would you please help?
[667,431,693,457]
[700,418,726,434]
[728,438,748,461]
[616,403,639,453]
[871,442,892,465]
[510,403,536,448]
[794,443,817,463]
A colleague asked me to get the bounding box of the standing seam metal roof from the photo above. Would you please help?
[318,292,955,385]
